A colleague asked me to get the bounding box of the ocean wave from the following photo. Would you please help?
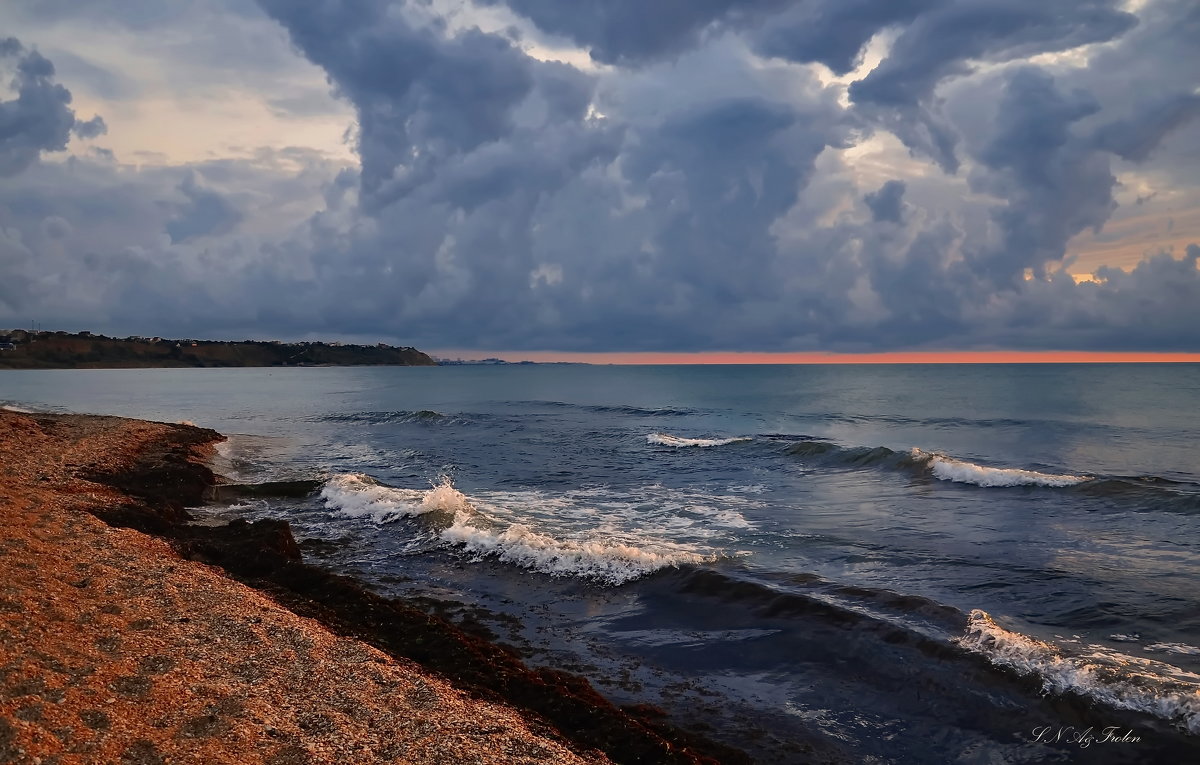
[516,400,698,417]
[665,567,969,633]
[957,610,1200,734]
[647,433,752,448]
[782,439,1090,488]
[1,404,34,413]
[592,404,697,416]
[914,450,1090,488]
[320,474,733,584]
[321,409,464,425]
[320,473,474,524]
[441,521,707,586]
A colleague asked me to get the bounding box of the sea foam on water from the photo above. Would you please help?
[321,473,718,584]
[957,610,1200,734]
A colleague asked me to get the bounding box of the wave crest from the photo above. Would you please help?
[321,473,473,524]
[321,474,719,584]
[441,521,706,585]
[915,450,1090,488]
[783,439,1091,488]
[648,433,752,448]
[957,610,1200,734]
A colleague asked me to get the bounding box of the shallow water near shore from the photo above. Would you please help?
[4,363,1200,762]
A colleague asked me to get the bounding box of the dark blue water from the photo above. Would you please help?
[4,364,1199,763]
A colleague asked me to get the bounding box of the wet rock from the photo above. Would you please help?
[173,518,301,577]
[205,480,322,502]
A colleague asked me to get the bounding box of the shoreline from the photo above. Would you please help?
[0,410,753,764]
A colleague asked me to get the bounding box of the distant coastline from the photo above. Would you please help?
[0,329,436,369]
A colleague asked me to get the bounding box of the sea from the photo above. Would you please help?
[3,363,1199,763]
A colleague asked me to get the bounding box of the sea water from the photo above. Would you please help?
[4,363,1199,762]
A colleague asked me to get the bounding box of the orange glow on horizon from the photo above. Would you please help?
[431,350,1200,365]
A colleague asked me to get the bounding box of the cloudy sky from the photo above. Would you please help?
[1,0,1198,356]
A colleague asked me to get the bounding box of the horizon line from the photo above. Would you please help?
[431,350,1200,365]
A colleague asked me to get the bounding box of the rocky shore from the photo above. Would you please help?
[0,410,748,764]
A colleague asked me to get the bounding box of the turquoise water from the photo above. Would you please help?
[4,364,1199,762]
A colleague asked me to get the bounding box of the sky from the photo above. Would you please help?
[1,0,1199,359]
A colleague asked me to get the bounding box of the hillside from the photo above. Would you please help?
[0,331,437,369]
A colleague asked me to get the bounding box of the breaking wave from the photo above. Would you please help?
[320,473,723,584]
[320,473,473,524]
[915,450,1089,488]
[780,438,1200,510]
[648,432,752,448]
[957,610,1200,734]
[441,522,707,586]
[783,439,1089,488]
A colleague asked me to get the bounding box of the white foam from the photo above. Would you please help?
[474,484,758,535]
[1147,643,1200,656]
[320,474,747,584]
[440,520,707,585]
[1,405,33,413]
[321,473,472,524]
[648,433,752,448]
[915,450,1089,488]
[957,610,1200,734]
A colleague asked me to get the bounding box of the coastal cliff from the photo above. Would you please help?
[0,332,436,369]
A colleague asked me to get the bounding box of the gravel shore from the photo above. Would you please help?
[0,410,613,764]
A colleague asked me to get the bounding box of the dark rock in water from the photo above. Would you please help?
[204,480,323,502]
[173,518,302,577]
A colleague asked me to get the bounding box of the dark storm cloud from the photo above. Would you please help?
[257,0,540,207]
[165,173,243,243]
[752,0,939,74]
[847,0,1136,170]
[187,0,1200,350]
[0,37,103,176]
[494,0,1136,171]
[964,67,1114,284]
[488,0,786,65]
[863,180,907,223]
[3,0,1200,352]
[1092,94,1200,163]
[850,0,1135,107]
